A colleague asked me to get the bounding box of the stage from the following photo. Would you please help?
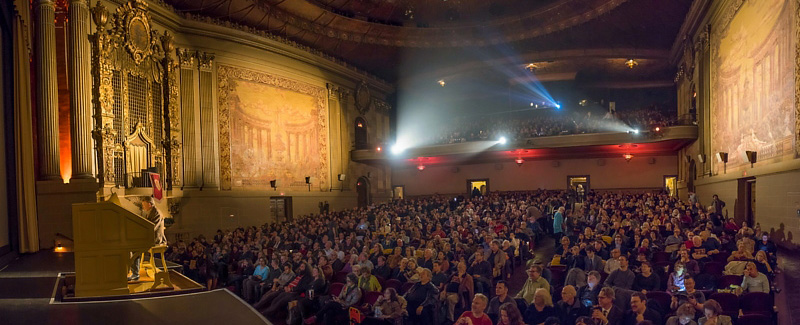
[0,251,271,325]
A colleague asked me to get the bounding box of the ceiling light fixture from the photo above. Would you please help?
[525,63,538,72]
[438,79,446,87]
[625,59,638,69]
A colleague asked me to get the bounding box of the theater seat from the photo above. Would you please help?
[736,313,772,325]
[708,292,739,314]
[739,292,773,317]
[645,291,671,315]
[717,275,743,289]
[329,282,344,297]
[333,271,349,284]
[400,282,414,295]
[385,279,402,292]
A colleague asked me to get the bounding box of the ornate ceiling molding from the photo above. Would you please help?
[169,0,631,48]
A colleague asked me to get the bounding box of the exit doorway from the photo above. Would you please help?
[392,186,404,200]
[664,175,677,197]
[467,179,489,197]
[745,178,756,227]
[269,196,293,223]
[567,175,589,201]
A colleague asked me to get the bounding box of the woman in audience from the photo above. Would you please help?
[288,266,328,324]
[666,303,698,325]
[308,273,361,325]
[242,258,269,303]
[497,302,525,325]
[524,288,556,325]
[698,299,732,325]
[362,287,405,325]
[403,259,420,283]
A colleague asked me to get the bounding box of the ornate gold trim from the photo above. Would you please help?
[795,0,800,157]
[217,65,330,190]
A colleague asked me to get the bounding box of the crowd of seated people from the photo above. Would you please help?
[426,107,675,145]
[164,188,780,325]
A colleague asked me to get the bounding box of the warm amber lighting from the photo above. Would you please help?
[376,146,382,152]
[438,79,446,87]
[357,122,363,128]
[417,165,425,171]
[625,59,638,69]
[525,63,538,72]
[654,127,661,132]
[623,153,634,162]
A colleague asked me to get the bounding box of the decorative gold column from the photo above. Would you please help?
[68,0,93,179]
[36,0,61,180]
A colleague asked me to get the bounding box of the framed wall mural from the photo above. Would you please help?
[218,65,330,190]
[710,0,798,171]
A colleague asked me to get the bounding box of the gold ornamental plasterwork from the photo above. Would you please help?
[795,0,800,157]
[90,0,178,188]
[217,65,330,190]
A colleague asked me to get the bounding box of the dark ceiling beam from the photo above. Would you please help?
[404,48,671,83]
[581,80,675,89]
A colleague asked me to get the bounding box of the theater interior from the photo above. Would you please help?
[0,0,799,324]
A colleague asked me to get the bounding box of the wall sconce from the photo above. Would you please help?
[417,165,425,171]
[515,158,524,166]
[623,153,634,162]
[270,179,279,190]
[437,79,446,87]
[625,59,638,69]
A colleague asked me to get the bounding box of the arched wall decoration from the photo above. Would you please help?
[217,65,330,190]
[90,0,181,189]
[355,81,371,115]
[708,0,799,171]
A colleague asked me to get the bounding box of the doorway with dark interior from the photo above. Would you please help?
[357,177,371,208]
[354,117,368,150]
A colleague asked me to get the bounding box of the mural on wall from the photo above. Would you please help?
[711,0,797,171]
[218,65,329,190]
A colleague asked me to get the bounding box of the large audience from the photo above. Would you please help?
[165,189,779,325]
[427,107,676,145]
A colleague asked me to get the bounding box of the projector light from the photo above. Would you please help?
[498,137,507,145]
[391,145,405,155]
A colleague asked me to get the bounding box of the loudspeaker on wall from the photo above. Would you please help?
[697,154,706,164]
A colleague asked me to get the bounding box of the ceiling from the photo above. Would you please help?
[165,0,694,83]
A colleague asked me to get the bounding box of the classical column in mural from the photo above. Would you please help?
[68,0,94,180]
[36,0,61,180]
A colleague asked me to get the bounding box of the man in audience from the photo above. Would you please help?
[469,251,493,294]
[404,268,438,324]
[584,246,605,273]
[373,256,392,280]
[739,261,770,294]
[604,249,622,274]
[623,292,661,325]
[556,285,588,325]
[456,293,492,325]
[487,280,514,323]
[516,265,551,304]
[604,255,635,290]
[592,287,623,325]
[578,271,603,308]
